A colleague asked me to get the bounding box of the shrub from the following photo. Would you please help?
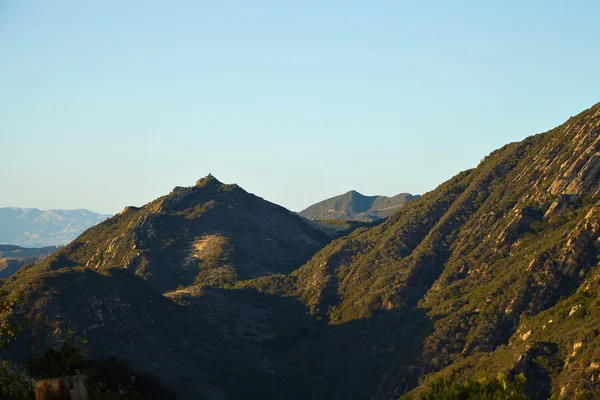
[400,373,529,400]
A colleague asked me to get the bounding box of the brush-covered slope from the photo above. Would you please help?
[0,267,313,400]
[244,102,600,399]
[0,176,332,399]
[26,175,331,292]
[0,208,110,247]
[0,244,58,278]
[299,191,419,222]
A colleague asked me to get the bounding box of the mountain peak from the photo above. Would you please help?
[31,175,332,292]
[300,190,419,222]
[345,190,363,197]
[195,173,221,187]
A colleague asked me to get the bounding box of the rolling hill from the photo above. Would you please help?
[299,190,419,222]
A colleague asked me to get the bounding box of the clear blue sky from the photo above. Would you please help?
[1,1,599,214]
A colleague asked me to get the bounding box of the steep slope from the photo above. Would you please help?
[24,175,331,292]
[0,208,110,247]
[242,102,600,399]
[0,244,58,278]
[299,190,419,222]
[293,105,600,398]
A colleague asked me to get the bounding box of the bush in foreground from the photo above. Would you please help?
[400,374,529,400]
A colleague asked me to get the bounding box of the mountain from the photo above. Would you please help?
[1,103,599,399]
[243,102,600,398]
[299,190,419,222]
[27,174,333,292]
[0,208,111,247]
[244,102,600,399]
[0,244,58,278]
[0,175,335,399]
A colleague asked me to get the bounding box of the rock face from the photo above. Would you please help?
[1,103,600,399]
[0,208,110,247]
[299,190,419,222]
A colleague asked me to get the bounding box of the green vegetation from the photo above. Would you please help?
[400,374,529,400]
[0,340,174,399]
[0,292,174,399]
[15,175,332,292]
[28,341,175,399]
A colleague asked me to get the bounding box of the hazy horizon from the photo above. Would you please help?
[2,1,600,214]
[0,173,417,215]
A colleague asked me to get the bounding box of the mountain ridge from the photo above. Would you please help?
[0,207,110,247]
[299,190,419,222]
[0,244,58,278]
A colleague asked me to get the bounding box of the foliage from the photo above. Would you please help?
[0,290,174,399]
[400,374,529,400]
[29,341,174,399]
[0,339,175,399]
[0,359,33,400]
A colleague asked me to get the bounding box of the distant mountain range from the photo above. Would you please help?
[0,244,58,278]
[0,208,111,247]
[299,190,419,222]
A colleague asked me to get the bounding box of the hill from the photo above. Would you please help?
[299,190,419,222]
[244,101,600,399]
[0,175,335,399]
[1,103,599,399]
[0,245,58,278]
[0,208,110,247]
[25,175,332,292]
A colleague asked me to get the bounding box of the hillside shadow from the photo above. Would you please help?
[207,286,434,400]
[510,341,560,400]
[5,268,433,400]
